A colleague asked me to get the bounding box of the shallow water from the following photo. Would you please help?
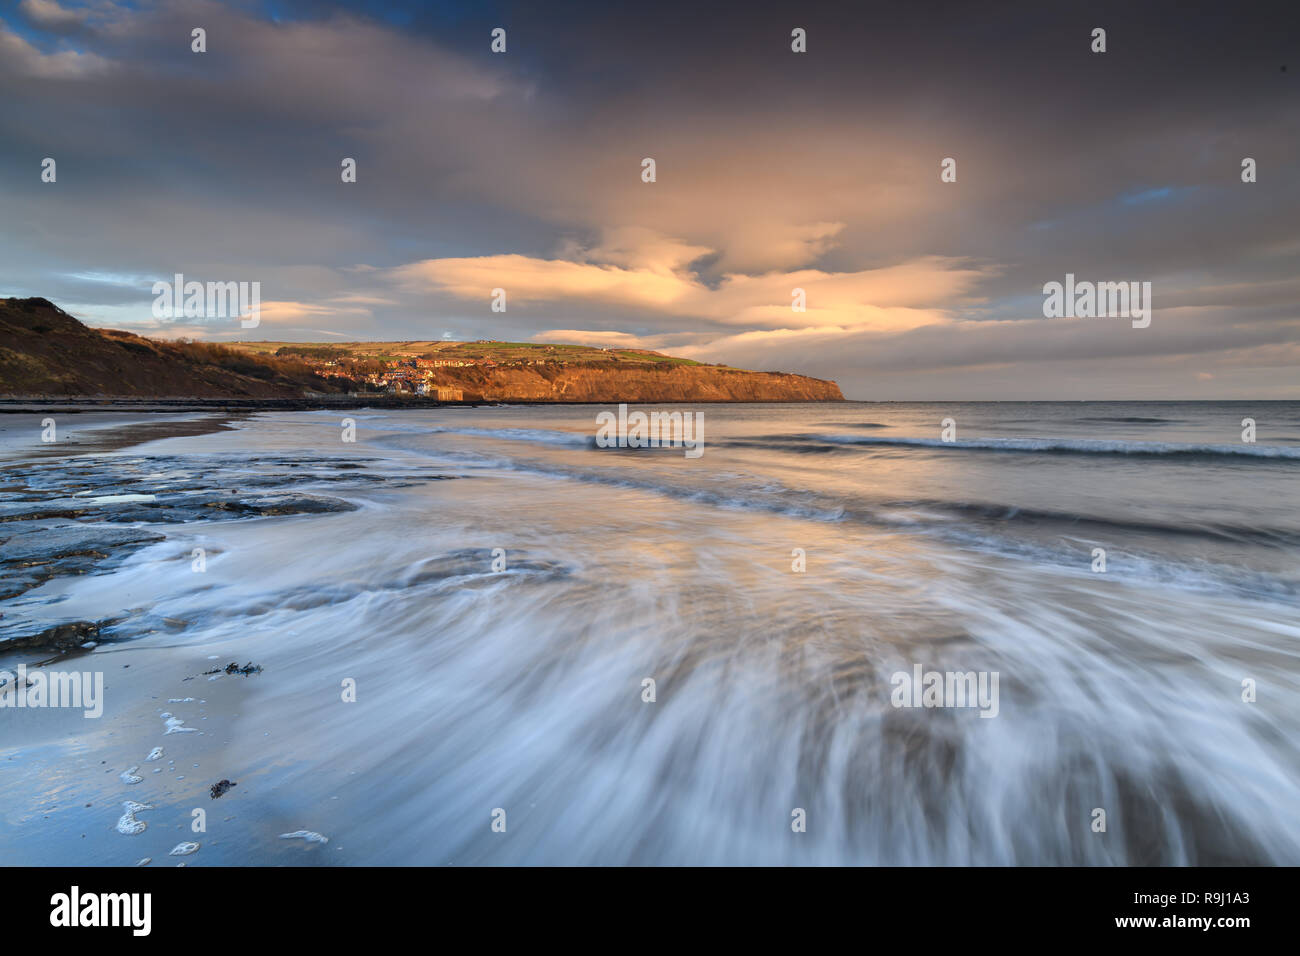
[1,401,1297,864]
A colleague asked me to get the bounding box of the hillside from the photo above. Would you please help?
[0,298,346,398]
[0,298,844,402]
[238,339,707,366]
[233,338,843,402]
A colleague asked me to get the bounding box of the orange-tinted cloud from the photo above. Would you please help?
[392,232,992,335]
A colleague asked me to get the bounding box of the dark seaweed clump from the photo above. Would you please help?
[203,661,263,676]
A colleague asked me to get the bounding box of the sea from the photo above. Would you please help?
[0,400,1297,864]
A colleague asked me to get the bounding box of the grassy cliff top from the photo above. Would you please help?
[229,339,724,367]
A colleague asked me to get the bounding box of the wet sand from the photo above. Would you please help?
[0,413,386,865]
[0,411,245,463]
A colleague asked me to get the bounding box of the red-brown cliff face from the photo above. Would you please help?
[420,363,844,402]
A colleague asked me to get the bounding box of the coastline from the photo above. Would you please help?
[0,396,847,413]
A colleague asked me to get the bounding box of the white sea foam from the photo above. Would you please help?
[163,717,196,735]
[115,801,152,836]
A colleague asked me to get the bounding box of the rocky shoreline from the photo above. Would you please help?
[0,442,453,657]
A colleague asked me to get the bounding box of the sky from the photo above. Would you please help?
[1,0,1297,399]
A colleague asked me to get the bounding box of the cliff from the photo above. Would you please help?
[416,363,843,402]
[0,298,844,402]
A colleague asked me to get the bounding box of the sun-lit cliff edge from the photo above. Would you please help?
[343,358,845,403]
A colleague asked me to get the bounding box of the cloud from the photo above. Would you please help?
[0,23,111,78]
[533,329,676,349]
[392,238,991,335]
[18,0,86,33]
[715,221,847,274]
[255,300,369,323]
[564,227,715,274]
